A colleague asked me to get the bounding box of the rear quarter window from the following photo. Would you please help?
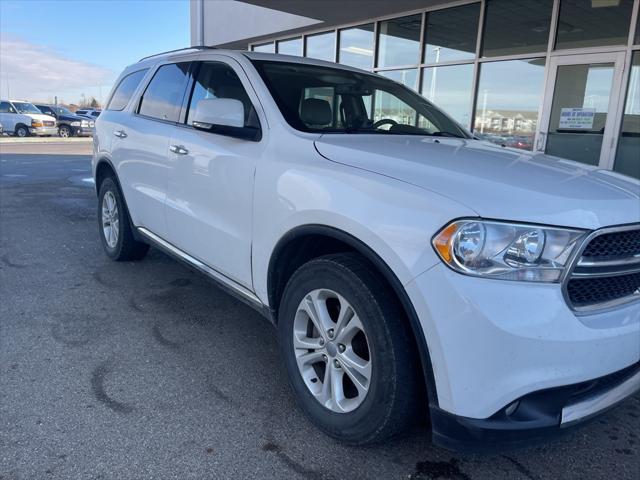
[106,69,149,111]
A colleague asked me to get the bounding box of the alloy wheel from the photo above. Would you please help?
[293,289,372,413]
[101,191,119,248]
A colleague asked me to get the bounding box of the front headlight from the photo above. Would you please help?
[31,119,43,127]
[432,219,587,282]
[71,121,81,126]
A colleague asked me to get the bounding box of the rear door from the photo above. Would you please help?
[164,58,265,288]
[110,62,190,238]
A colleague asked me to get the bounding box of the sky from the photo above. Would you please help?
[0,0,190,106]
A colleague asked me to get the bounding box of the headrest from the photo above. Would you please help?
[300,98,332,126]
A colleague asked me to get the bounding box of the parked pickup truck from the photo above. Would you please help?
[33,104,95,137]
[0,99,57,137]
[93,48,640,451]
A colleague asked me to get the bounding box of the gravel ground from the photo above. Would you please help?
[1,143,638,480]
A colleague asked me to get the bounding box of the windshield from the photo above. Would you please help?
[251,60,469,138]
[13,102,43,114]
[56,107,73,115]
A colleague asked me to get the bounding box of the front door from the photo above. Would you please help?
[536,52,626,168]
[165,59,265,289]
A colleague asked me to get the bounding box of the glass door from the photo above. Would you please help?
[536,52,626,168]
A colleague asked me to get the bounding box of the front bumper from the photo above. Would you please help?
[30,126,58,136]
[430,362,639,452]
[405,263,640,450]
[73,126,94,137]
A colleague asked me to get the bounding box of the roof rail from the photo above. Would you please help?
[138,46,217,62]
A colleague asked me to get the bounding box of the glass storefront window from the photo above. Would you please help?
[305,31,335,62]
[614,52,640,179]
[338,24,375,70]
[474,59,546,150]
[482,0,553,57]
[253,43,275,53]
[422,63,474,129]
[379,69,419,91]
[546,62,615,166]
[377,14,422,67]
[277,37,302,56]
[555,0,634,50]
[424,3,479,64]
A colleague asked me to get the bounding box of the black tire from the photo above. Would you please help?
[14,124,29,137]
[278,253,420,445]
[97,176,149,261]
[58,125,71,138]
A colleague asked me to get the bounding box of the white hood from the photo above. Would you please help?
[314,135,640,230]
[29,113,56,123]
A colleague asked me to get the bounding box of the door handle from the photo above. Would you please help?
[113,129,127,138]
[169,144,189,155]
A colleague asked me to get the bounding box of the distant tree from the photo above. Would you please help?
[89,97,100,108]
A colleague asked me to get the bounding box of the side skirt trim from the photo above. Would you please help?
[137,227,273,321]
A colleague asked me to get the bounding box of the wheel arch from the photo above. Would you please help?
[267,224,439,408]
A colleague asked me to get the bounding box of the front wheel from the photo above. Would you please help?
[278,253,420,445]
[14,125,29,137]
[98,177,149,261]
[58,125,71,138]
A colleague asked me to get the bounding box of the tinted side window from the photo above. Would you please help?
[0,101,13,113]
[186,62,259,128]
[139,62,190,122]
[107,69,148,111]
[38,106,53,115]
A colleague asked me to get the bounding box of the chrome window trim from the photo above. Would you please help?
[562,223,640,314]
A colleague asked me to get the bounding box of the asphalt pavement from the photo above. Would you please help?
[1,142,638,479]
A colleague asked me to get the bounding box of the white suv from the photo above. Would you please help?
[0,100,58,137]
[93,48,640,451]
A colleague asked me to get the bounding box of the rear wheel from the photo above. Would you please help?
[98,177,149,261]
[278,253,420,445]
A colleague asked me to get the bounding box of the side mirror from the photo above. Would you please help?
[192,98,244,129]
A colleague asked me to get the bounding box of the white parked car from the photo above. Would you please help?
[93,48,640,451]
[0,100,58,137]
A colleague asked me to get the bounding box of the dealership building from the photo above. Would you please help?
[190,0,640,179]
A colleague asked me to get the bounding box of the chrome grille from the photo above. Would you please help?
[565,225,640,312]
[43,121,55,127]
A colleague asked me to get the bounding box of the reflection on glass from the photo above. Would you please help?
[483,0,552,57]
[306,32,335,62]
[546,63,614,166]
[424,4,479,64]
[277,38,302,56]
[378,15,422,67]
[338,24,374,70]
[422,64,474,128]
[615,52,640,179]
[556,0,634,50]
[379,69,419,91]
[475,59,546,150]
[253,43,275,53]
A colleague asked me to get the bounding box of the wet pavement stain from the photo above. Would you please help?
[262,441,328,480]
[90,361,134,414]
[410,458,471,480]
